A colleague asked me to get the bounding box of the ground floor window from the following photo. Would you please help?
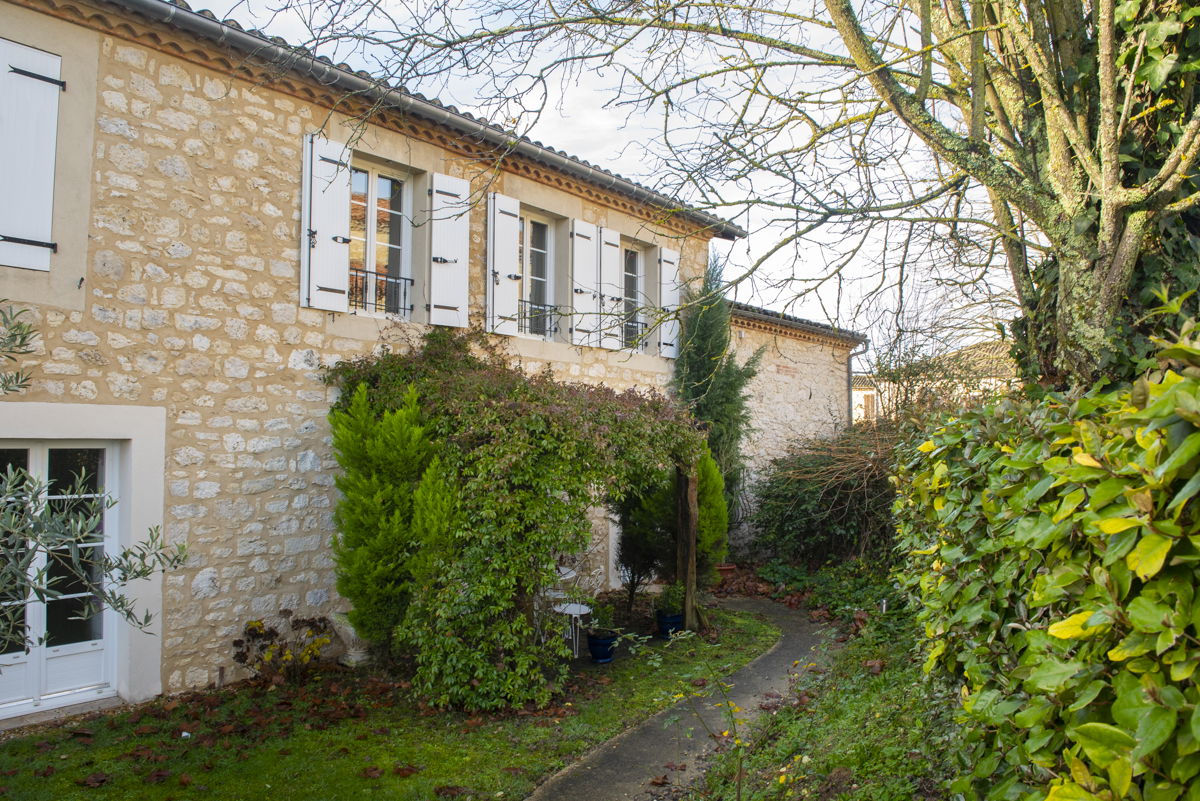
[0,442,119,718]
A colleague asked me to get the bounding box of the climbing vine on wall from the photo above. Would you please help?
[326,329,703,709]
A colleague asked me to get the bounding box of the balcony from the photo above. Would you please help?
[519,300,560,338]
[349,269,413,316]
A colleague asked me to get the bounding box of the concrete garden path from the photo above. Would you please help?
[526,597,825,800]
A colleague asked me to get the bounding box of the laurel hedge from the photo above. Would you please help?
[896,340,1200,801]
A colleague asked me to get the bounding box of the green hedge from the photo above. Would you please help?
[896,363,1200,801]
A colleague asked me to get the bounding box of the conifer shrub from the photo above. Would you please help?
[615,450,728,591]
[329,384,446,648]
[895,327,1200,801]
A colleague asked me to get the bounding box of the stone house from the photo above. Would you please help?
[0,0,857,722]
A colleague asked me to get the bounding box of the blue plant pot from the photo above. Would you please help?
[587,630,619,663]
[656,611,684,639]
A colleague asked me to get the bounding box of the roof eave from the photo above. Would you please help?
[729,302,867,346]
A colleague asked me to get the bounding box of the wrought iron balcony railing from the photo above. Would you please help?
[349,269,414,316]
[519,300,560,338]
[622,318,648,351]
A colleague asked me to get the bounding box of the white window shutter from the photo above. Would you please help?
[569,220,600,347]
[597,227,623,350]
[657,247,681,359]
[487,193,521,336]
[300,134,351,313]
[0,38,62,272]
[428,173,471,328]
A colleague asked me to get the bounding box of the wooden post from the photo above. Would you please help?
[675,463,700,631]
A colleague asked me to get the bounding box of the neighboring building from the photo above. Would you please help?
[851,340,1019,423]
[727,303,865,538]
[0,0,853,721]
[851,374,879,423]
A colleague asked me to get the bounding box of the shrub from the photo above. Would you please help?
[326,329,703,709]
[895,331,1200,801]
[751,424,896,564]
[329,384,447,648]
[232,610,332,685]
[615,450,729,591]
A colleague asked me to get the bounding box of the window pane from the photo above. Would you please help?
[350,168,369,204]
[0,449,29,474]
[0,606,25,655]
[518,217,526,278]
[530,220,547,252]
[47,448,104,495]
[46,596,102,647]
[46,546,104,598]
[349,238,366,274]
[376,244,404,277]
[376,176,402,213]
[624,249,639,300]
[376,177,404,251]
[350,168,369,273]
[529,255,548,300]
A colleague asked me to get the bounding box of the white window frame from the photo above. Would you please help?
[518,210,557,340]
[347,161,414,319]
[0,403,166,721]
[0,441,120,719]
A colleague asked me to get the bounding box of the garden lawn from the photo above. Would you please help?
[0,608,777,801]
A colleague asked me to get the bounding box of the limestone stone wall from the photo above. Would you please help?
[730,319,853,545]
[1,1,709,693]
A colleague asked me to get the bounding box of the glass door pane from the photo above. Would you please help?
[0,448,30,655]
[43,448,106,647]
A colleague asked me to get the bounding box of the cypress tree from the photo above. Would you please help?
[673,257,762,518]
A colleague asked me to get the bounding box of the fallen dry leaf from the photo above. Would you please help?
[76,772,110,788]
[144,769,171,784]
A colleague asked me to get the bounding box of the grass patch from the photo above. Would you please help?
[0,608,777,800]
[695,566,961,801]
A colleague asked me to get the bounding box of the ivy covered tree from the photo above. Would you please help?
[674,258,762,518]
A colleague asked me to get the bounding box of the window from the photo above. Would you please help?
[518,214,555,337]
[301,134,470,326]
[348,166,412,317]
[622,247,645,350]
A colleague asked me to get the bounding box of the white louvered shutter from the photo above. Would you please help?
[657,247,681,359]
[0,38,62,272]
[570,220,600,347]
[428,173,471,328]
[597,227,623,350]
[487,193,521,336]
[300,134,351,313]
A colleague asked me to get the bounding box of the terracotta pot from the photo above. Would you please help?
[715,563,738,581]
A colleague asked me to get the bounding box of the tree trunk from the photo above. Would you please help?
[1055,250,1116,383]
[675,464,699,631]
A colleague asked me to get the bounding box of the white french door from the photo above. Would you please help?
[0,442,119,718]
